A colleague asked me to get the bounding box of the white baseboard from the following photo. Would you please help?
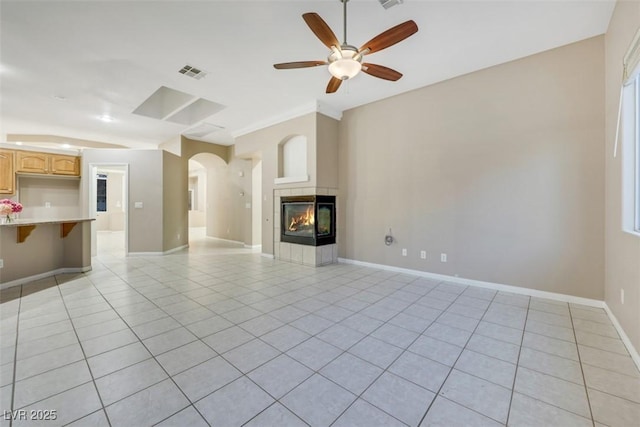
[261,253,275,259]
[245,244,262,250]
[1,266,92,290]
[603,303,640,372]
[127,244,189,257]
[338,258,603,307]
[339,257,640,371]
[208,237,246,246]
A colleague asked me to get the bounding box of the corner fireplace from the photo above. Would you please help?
[281,195,336,246]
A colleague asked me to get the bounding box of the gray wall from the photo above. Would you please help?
[604,1,640,355]
[338,36,605,300]
[82,149,164,253]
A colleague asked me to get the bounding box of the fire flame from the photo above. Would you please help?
[288,206,314,231]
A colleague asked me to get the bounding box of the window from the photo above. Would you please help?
[636,77,640,232]
[97,174,107,212]
[621,72,640,234]
[620,30,640,236]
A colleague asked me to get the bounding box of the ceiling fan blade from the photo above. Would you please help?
[362,63,403,81]
[359,20,418,55]
[303,13,340,49]
[326,77,342,94]
[274,61,326,70]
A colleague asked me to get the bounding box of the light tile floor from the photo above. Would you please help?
[0,230,639,426]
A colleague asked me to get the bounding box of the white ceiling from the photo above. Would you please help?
[0,0,615,150]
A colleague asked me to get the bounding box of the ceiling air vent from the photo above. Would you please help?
[179,65,208,80]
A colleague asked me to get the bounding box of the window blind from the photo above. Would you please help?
[624,27,640,82]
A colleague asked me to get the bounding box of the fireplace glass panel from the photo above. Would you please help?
[283,202,315,237]
[317,203,333,237]
[281,195,336,246]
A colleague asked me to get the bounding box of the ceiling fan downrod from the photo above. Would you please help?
[341,0,349,46]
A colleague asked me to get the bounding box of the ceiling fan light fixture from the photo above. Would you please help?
[328,46,362,80]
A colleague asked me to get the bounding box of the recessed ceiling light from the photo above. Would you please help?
[15,141,23,145]
[62,143,71,149]
[99,115,113,122]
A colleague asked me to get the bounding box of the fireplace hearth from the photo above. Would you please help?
[281,195,335,246]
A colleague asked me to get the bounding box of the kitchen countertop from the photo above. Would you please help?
[0,218,95,227]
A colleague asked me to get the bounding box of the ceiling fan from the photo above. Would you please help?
[273,0,418,94]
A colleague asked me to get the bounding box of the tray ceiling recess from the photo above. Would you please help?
[132,86,225,126]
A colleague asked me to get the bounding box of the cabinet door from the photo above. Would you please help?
[0,149,15,194]
[16,151,48,174]
[50,155,80,176]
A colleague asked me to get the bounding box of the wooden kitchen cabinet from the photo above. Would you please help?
[16,150,49,174]
[0,149,15,194]
[50,154,80,176]
[15,150,80,177]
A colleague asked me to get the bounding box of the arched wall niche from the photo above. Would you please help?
[277,134,308,182]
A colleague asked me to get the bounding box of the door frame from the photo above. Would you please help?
[89,163,129,256]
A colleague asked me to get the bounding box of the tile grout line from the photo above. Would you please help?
[569,304,597,427]
[7,284,23,427]
[53,275,114,427]
[416,286,502,426]
[217,275,407,424]
[240,276,435,427]
[84,260,215,427]
[504,294,531,426]
[10,249,637,427]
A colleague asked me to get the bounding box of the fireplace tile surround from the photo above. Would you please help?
[274,187,338,267]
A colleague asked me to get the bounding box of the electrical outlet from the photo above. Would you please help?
[45,202,51,208]
[402,248,407,257]
[177,233,180,240]
[0,259,3,269]
[440,253,447,262]
[420,250,426,259]
[621,288,625,304]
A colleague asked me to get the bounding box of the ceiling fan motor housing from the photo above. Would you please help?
[328,45,362,80]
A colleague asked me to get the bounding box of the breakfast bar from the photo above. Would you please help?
[0,218,93,289]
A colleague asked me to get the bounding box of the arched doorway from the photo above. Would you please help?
[188,152,227,242]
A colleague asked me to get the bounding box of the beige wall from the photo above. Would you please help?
[316,113,340,189]
[251,159,262,246]
[188,172,206,227]
[604,1,640,353]
[182,139,253,245]
[338,36,605,300]
[0,220,91,285]
[162,150,188,251]
[202,151,252,243]
[235,112,318,254]
[18,176,80,219]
